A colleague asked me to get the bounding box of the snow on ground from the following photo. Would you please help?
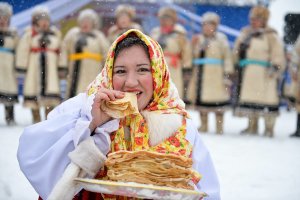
[0,102,300,200]
[0,103,38,200]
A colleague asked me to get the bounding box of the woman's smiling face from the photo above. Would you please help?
[112,45,153,111]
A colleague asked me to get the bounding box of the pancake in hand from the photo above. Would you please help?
[101,92,139,118]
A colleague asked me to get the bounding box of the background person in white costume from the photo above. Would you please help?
[107,4,143,44]
[59,9,110,100]
[16,6,62,123]
[150,6,192,100]
[188,12,234,135]
[233,6,285,137]
[0,2,19,125]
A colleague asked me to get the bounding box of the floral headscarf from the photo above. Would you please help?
[87,29,192,157]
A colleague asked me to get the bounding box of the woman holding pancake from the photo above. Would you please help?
[17,29,220,200]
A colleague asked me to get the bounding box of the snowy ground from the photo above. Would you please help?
[0,102,300,200]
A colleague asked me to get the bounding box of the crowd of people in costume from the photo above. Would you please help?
[1,2,300,139]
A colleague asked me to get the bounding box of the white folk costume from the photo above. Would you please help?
[60,9,109,99]
[16,7,62,123]
[150,7,192,99]
[188,12,234,134]
[16,26,62,121]
[107,4,143,44]
[233,6,285,136]
[0,2,19,125]
[17,29,220,200]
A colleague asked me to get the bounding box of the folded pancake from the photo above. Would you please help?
[105,150,202,190]
[101,92,139,118]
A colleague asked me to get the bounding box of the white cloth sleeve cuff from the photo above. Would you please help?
[95,119,120,134]
[93,119,119,154]
[72,119,91,146]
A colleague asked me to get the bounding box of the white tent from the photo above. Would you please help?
[161,2,240,37]
[11,0,93,34]
[11,0,241,38]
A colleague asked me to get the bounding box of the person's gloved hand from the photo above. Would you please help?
[223,73,233,95]
[267,65,280,79]
[224,77,232,94]
[93,121,118,155]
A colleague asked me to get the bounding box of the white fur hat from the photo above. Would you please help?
[31,5,50,24]
[115,4,136,19]
[158,7,177,21]
[0,2,13,17]
[202,12,220,25]
[77,9,99,29]
[249,6,269,22]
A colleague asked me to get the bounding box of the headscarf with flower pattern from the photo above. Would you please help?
[87,29,193,157]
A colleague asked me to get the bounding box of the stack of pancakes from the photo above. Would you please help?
[105,150,201,190]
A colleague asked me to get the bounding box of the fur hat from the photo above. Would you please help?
[0,2,12,17]
[78,9,99,29]
[249,6,269,22]
[31,6,50,25]
[202,12,220,25]
[158,7,177,21]
[115,5,136,19]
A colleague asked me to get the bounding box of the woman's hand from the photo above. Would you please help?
[89,88,125,132]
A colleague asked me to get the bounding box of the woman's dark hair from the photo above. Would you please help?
[114,34,150,60]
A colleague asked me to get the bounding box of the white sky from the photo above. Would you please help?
[269,0,300,38]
